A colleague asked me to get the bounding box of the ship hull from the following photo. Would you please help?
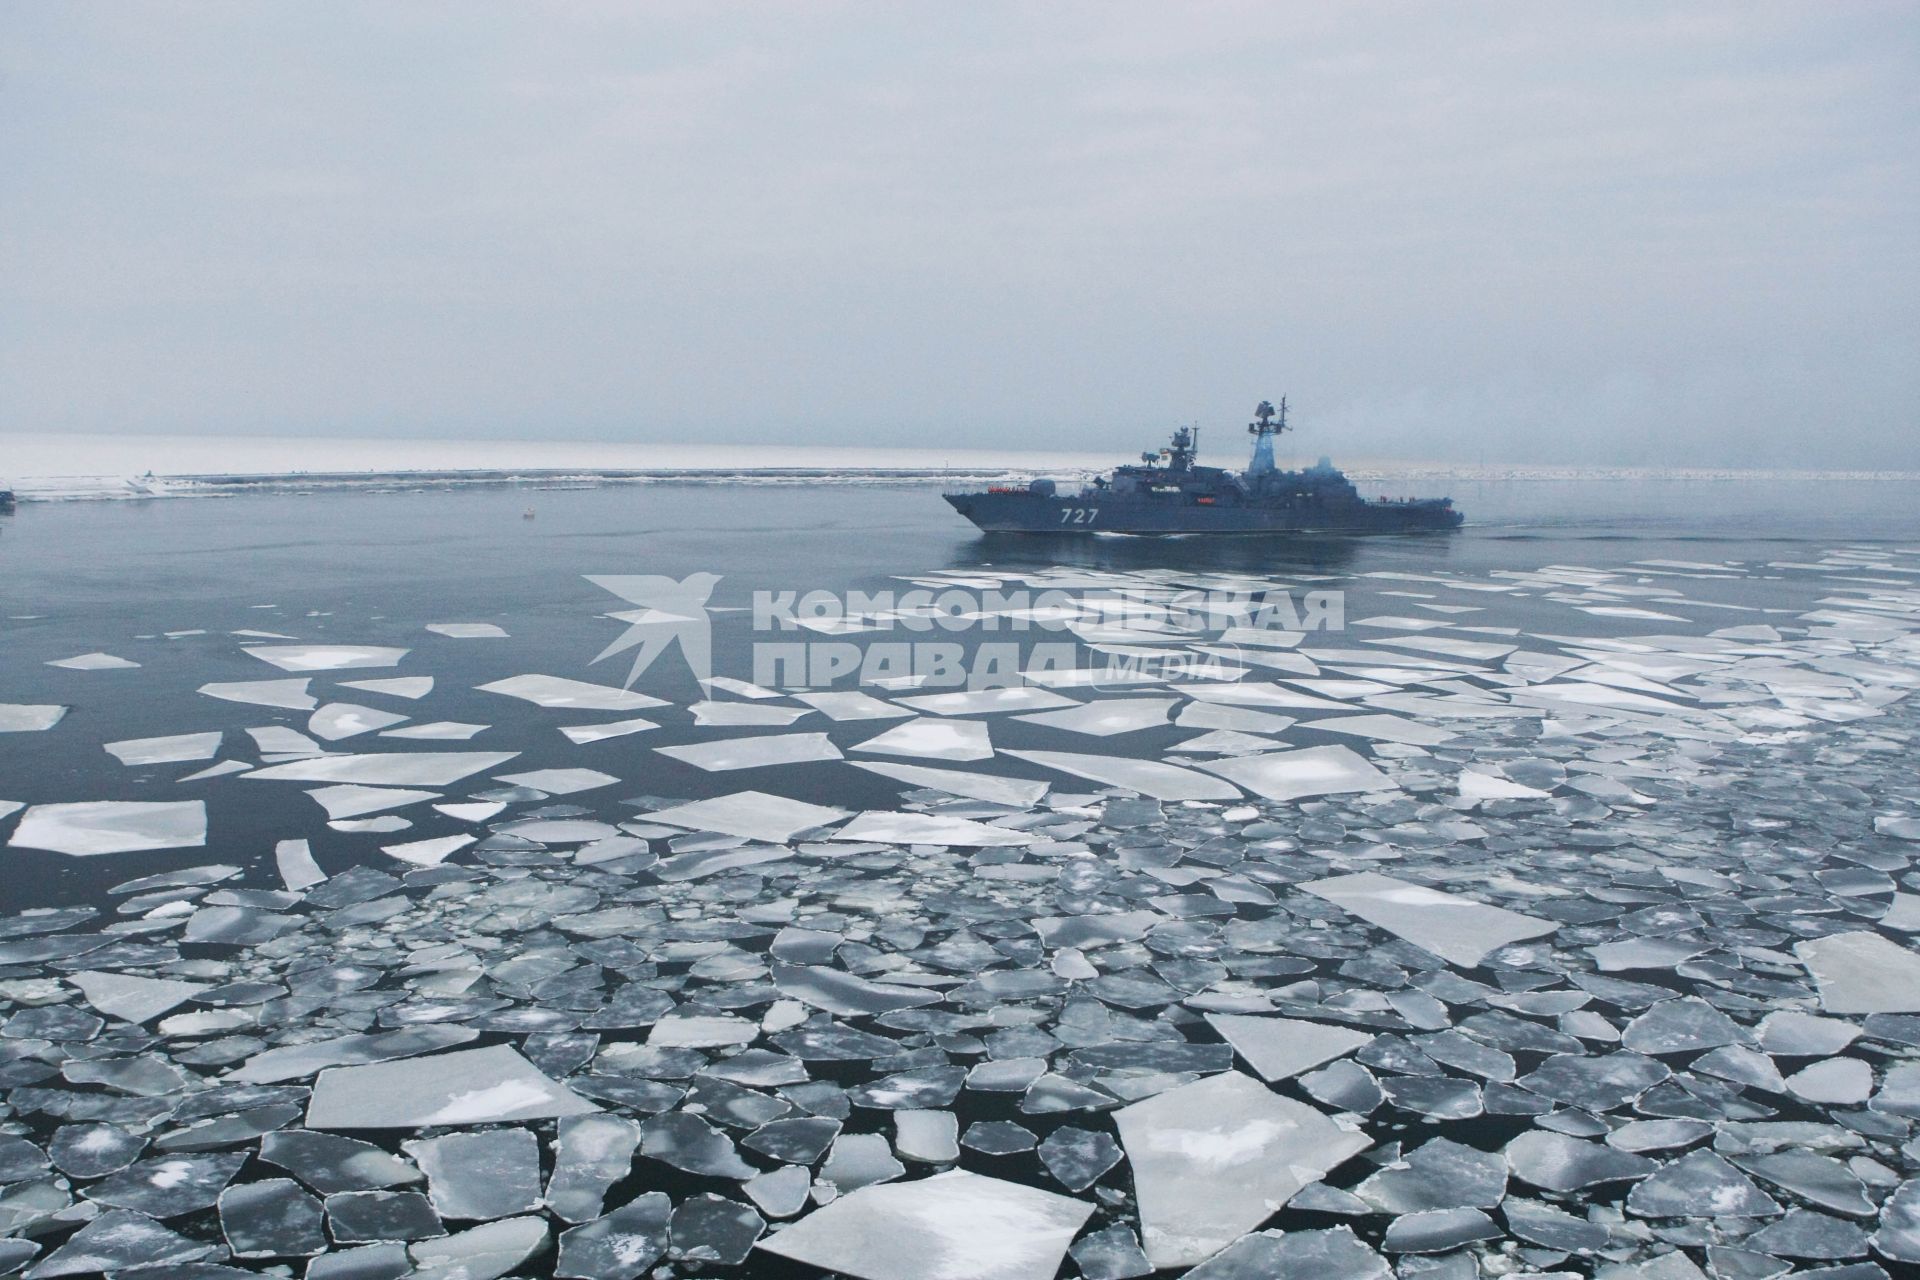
[944,491,1462,535]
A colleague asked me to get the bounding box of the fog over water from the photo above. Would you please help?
[4,3,1916,467]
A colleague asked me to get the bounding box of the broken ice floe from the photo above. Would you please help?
[244,644,409,671]
[493,767,619,795]
[306,1046,599,1128]
[831,811,1035,847]
[477,673,666,711]
[896,686,1076,715]
[341,675,434,699]
[246,752,519,786]
[197,678,317,710]
[102,731,223,765]
[46,652,140,670]
[1795,931,1920,1013]
[852,716,993,761]
[1302,871,1558,967]
[309,703,410,740]
[793,689,913,721]
[655,732,842,771]
[558,716,659,744]
[1197,743,1397,802]
[1015,696,1176,736]
[7,549,1920,1278]
[0,703,68,732]
[1116,1070,1369,1268]
[424,622,508,638]
[644,791,848,843]
[8,800,207,856]
[756,1169,1095,1280]
[1203,1013,1373,1082]
[1003,749,1239,801]
[849,759,1051,806]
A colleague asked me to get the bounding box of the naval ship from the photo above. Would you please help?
[945,399,1463,535]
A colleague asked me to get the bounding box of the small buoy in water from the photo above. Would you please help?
[522,507,536,520]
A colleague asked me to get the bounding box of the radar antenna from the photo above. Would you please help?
[1248,397,1291,439]
[1244,396,1290,478]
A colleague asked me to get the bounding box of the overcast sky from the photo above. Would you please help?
[4,3,1915,466]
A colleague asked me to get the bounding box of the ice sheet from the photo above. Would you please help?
[646,791,849,843]
[197,678,316,710]
[103,732,222,765]
[703,676,783,699]
[47,652,140,670]
[9,801,208,856]
[1302,872,1558,967]
[1174,702,1297,734]
[381,834,476,867]
[232,1027,482,1084]
[656,732,843,771]
[493,767,619,795]
[1301,714,1457,747]
[1003,749,1240,801]
[245,645,410,671]
[304,785,439,819]
[1014,697,1176,736]
[1366,635,1517,661]
[755,1169,1095,1280]
[306,1045,599,1129]
[0,703,69,732]
[772,964,942,1016]
[1204,1014,1375,1083]
[853,718,993,762]
[896,687,1078,715]
[382,721,486,740]
[340,676,435,699]
[1795,932,1920,1013]
[1459,770,1553,803]
[425,623,508,638]
[1181,682,1352,711]
[794,691,913,721]
[69,970,210,1024]
[246,753,519,786]
[404,1130,540,1219]
[559,716,659,744]
[309,703,410,740]
[1116,1070,1370,1268]
[690,701,812,726]
[1198,745,1398,803]
[1175,728,1280,754]
[849,760,1050,807]
[477,674,668,711]
[275,838,325,891]
[249,725,324,755]
[832,811,1035,847]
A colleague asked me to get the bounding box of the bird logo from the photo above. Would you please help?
[583,573,721,689]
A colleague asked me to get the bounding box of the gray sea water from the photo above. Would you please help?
[1,477,1918,1279]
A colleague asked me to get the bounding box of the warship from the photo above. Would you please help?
[946,399,1463,535]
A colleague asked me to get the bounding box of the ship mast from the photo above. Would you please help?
[1246,396,1290,477]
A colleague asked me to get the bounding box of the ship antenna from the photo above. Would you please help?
[1248,398,1292,439]
[1245,397,1290,477]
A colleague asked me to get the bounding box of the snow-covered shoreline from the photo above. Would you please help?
[3,432,1917,503]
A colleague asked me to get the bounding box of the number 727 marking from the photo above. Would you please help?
[1059,507,1100,524]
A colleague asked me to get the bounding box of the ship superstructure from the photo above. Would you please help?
[945,399,1463,535]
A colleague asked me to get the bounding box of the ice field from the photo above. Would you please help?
[1,483,1918,1279]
